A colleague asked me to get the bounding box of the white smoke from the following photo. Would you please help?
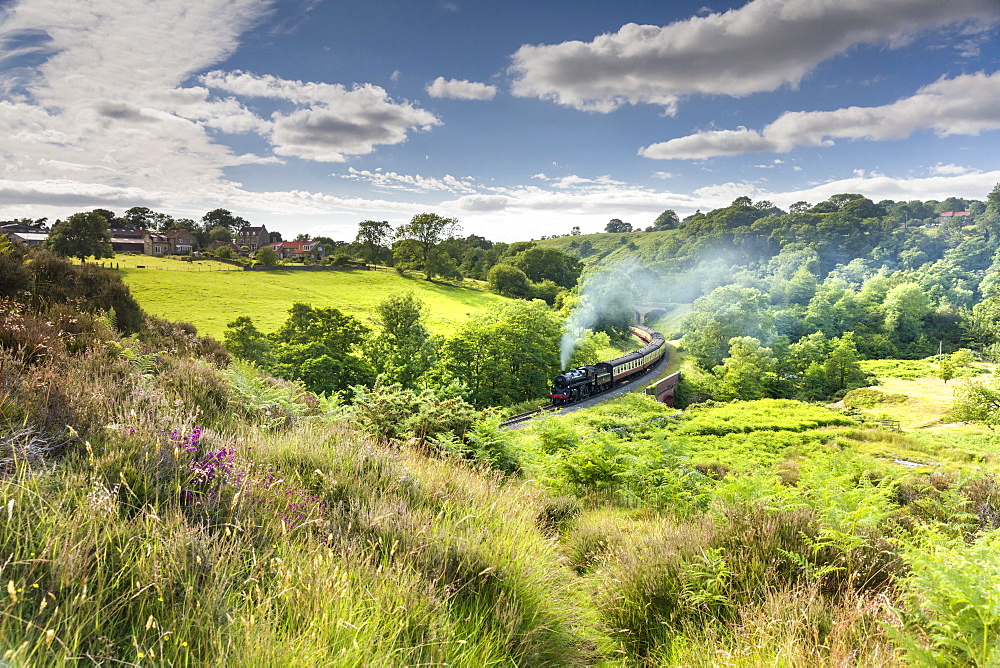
[559,260,641,368]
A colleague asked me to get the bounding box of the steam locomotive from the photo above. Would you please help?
[550,324,666,405]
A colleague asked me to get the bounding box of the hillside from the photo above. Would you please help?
[7,247,1000,664]
[113,255,509,339]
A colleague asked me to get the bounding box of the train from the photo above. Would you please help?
[550,324,666,405]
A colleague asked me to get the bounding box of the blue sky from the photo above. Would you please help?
[1,0,998,242]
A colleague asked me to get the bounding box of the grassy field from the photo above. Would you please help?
[847,359,995,430]
[109,255,510,339]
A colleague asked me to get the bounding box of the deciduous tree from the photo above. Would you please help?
[45,212,114,262]
[355,220,393,264]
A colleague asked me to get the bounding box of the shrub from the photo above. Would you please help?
[893,529,1000,667]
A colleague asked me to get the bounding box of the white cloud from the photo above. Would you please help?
[340,167,478,193]
[425,77,497,100]
[930,163,976,176]
[201,70,441,162]
[652,171,676,179]
[640,71,1000,159]
[510,0,999,112]
[0,0,276,197]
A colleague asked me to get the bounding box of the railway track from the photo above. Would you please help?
[498,406,559,428]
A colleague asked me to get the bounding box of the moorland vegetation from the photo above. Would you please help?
[4,183,1000,664]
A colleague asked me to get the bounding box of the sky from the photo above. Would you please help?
[1,0,999,242]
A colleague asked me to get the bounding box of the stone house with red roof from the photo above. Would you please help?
[142,229,198,255]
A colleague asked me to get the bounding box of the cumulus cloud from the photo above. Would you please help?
[640,70,1000,159]
[425,76,497,100]
[201,70,441,161]
[510,0,999,112]
[0,0,278,198]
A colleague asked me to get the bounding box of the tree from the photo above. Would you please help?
[90,209,117,226]
[487,264,532,298]
[652,210,680,231]
[939,358,955,384]
[571,226,581,236]
[254,245,279,266]
[208,226,233,243]
[605,218,632,233]
[366,292,434,388]
[223,316,272,366]
[509,246,582,288]
[824,333,869,395]
[202,208,247,233]
[680,285,773,368]
[882,282,931,349]
[711,337,786,400]
[122,206,155,228]
[395,212,461,277]
[215,245,234,259]
[45,212,114,261]
[355,220,393,264]
[951,379,1000,430]
[265,303,373,394]
[434,300,561,407]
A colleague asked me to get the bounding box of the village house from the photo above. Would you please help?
[142,228,197,255]
[236,225,269,251]
[939,211,971,225]
[266,240,321,260]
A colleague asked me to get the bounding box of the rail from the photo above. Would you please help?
[499,406,559,429]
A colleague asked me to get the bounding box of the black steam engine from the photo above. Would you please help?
[550,324,666,406]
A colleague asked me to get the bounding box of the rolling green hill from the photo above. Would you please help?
[111,255,510,339]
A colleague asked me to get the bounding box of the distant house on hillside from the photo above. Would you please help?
[939,211,971,224]
[164,229,196,254]
[143,229,197,255]
[266,240,321,260]
[144,232,171,256]
[236,225,269,251]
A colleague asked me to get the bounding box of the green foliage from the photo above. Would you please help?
[223,303,372,395]
[350,380,480,449]
[487,262,531,298]
[366,291,435,388]
[893,530,1000,667]
[951,379,1000,430]
[434,299,561,407]
[395,212,461,277]
[45,211,115,261]
[253,244,278,265]
[508,246,582,289]
[681,285,773,368]
[354,219,392,264]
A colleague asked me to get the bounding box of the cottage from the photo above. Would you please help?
[164,229,197,254]
[939,211,971,224]
[236,225,269,251]
[266,240,320,260]
[143,232,171,256]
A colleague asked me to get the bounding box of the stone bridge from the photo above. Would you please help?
[634,302,676,325]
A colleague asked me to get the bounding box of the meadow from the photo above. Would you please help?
[111,255,509,338]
